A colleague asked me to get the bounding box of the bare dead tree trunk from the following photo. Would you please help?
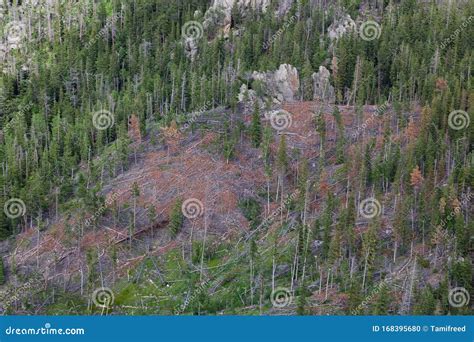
[318,266,322,295]
[362,248,370,292]
[325,268,330,300]
[199,181,209,282]
[291,241,298,291]
[272,254,276,293]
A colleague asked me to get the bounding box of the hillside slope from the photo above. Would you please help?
[0,0,472,315]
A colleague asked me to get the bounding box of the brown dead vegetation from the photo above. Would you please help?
[7,101,421,298]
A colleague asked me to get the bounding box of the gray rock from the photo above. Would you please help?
[203,4,228,34]
[183,37,199,61]
[312,66,335,104]
[238,64,299,111]
[238,0,271,13]
[311,240,324,254]
[272,63,300,102]
[275,0,294,18]
[243,63,299,104]
[275,264,290,277]
[238,84,262,111]
[204,0,271,35]
[328,14,356,41]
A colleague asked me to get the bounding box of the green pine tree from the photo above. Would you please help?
[250,103,262,147]
[373,284,390,315]
[168,199,184,238]
[0,258,5,285]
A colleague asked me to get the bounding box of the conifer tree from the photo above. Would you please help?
[413,287,436,315]
[277,135,288,177]
[168,199,184,238]
[373,284,390,315]
[250,103,262,147]
[0,258,5,285]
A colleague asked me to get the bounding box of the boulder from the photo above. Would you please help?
[238,64,299,110]
[203,2,229,34]
[272,63,300,102]
[239,0,271,13]
[275,0,294,18]
[204,0,271,34]
[312,66,335,104]
[311,240,324,254]
[238,84,261,112]
[183,37,199,61]
[328,14,356,41]
[254,64,299,102]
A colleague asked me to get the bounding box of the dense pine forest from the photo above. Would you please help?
[0,0,472,315]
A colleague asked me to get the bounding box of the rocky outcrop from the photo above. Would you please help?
[238,0,271,13]
[183,37,199,61]
[203,3,230,36]
[328,14,356,40]
[204,0,271,35]
[253,63,300,102]
[275,0,294,18]
[312,66,335,103]
[238,84,260,111]
[238,64,300,109]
